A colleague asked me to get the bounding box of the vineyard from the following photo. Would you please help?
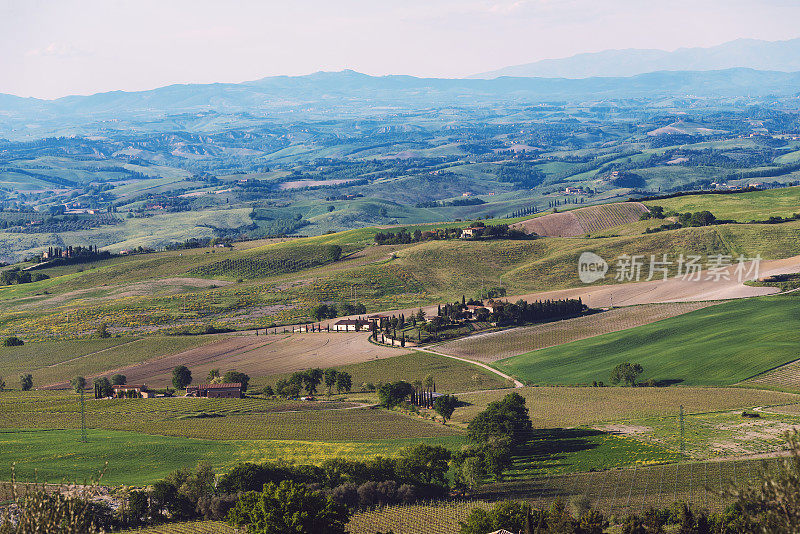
[742,357,800,391]
[573,202,650,234]
[510,202,649,237]
[450,387,800,429]
[122,521,237,534]
[349,457,779,534]
[434,302,714,362]
[0,389,462,441]
[190,244,344,279]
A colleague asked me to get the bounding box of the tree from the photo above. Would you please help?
[110,374,126,386]
[226,480,350,534]
[20,373,33,391]
[96,323,111,338]
[0,376,5,391]
[335,372,352,394]
[416,308,426,322]
[223,371,250,392]
[378,381,414,408]
[94,377,112,398]
[172,365,192,389]
[276,379,301,398]
[207,369,221,382]
[71,376,86,393]
[610,362,643,387]
[433,394,459,422]
[460,456,485,490]
[396,444,451,488]
[730,431,800,532]
[467,392,532,446]
[3,336,23,347]
[324,369,339,397]
[302,368,323,395]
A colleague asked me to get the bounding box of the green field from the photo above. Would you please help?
[644,186,800,222]
[494,294,800,387]
[0,428,466,486]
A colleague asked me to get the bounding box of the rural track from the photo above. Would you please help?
[415,347,524,388]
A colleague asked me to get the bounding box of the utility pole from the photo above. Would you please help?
[679,405,685,455]
[80,388,87,443]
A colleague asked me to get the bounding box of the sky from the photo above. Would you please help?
[2,0,800,99]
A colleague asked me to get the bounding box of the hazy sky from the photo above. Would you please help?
[2,0,800,99]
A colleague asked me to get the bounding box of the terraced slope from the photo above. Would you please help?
[511,202,649,237]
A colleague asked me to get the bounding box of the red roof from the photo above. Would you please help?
[192,383,242,389]
[112,384,147,389]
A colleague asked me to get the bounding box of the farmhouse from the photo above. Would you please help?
[185,383,244,398]
[332,318,371,331]
[460,227,482,239]
[564,186,586,195]
[112,384,153,398]
[467,304,494,314]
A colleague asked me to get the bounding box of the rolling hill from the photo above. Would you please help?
[473,37,800,79]
[493,293,800,387]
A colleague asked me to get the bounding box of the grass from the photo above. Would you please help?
[507,430,682,479]
[494,294,800,387]
[643,186,800,222]
[0,428,466,486]
[257,351,512,394]
[602,410,800,460]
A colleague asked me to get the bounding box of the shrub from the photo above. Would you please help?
[2,336,23,347]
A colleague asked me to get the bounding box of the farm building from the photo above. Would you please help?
[332,319,371,331]
[185,383,244,398]
[460,227,482,238]
[112,384,153,398]
[467,304,494,314]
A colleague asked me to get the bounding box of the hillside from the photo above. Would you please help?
[643,186,800,222]
[473,38,800,79]
[493,294,800,387]
[511,202,650,236]
[4,69,800,139]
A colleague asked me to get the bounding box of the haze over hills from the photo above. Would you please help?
[473,38,800,79]
[2,68,800,140]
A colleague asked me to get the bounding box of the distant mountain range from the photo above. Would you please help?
[2,67,800,139]
[473,38,800,79]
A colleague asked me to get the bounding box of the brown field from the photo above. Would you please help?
[506,254,800,308]
[449,387,800,428]
[48,332,412,388]
[511,202,649,237]
[434,302,716,362]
